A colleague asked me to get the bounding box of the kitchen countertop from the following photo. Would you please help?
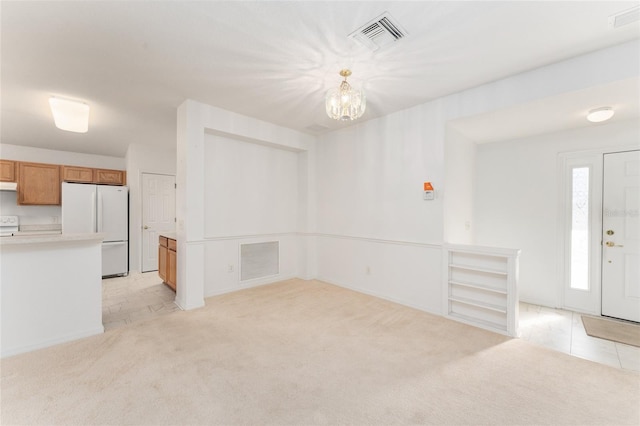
[0,232,105,246]
[159,232,177,240]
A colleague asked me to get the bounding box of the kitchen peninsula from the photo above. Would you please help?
[0,232,105,357]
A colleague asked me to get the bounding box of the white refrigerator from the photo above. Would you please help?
[62,182,129,277]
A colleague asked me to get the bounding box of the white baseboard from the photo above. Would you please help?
[1,325,104,359]
[204,273,298,298]
[316,275,442,317]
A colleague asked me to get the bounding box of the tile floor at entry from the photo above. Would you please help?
[102,272,179,330]
[102,274,639,373]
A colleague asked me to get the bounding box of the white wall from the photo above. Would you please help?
[0,143,124,169]
[444,125,477,244]
[176,101,315,309]
[0,143,124,224]
[201,133,300,296]
[171,40,639,314]
[315,104,446,314]
[125,143,177,273]
[474,119,640,307]
[312,40,639,315]
[203,134,298,238]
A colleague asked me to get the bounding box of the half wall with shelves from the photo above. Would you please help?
[443,244,520,336]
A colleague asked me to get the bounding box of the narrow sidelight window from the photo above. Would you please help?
[570,167,590,290]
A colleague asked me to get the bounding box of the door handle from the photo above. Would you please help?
[143,225,149,230]
[605,241,623,247]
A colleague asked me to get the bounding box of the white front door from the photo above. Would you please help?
[561,154,603,314]
[602,150,640,322]
[141,173,176,272]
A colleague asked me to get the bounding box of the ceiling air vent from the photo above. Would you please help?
[608,5,640,29]
[349,12,408,51]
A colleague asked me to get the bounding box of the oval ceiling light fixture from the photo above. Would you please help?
[49,96,90,133]
[586,106,614,123]
[325,69,366,121]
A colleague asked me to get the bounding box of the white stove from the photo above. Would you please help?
[0,215,19,236]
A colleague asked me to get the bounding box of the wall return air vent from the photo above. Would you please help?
[348,12,408,51]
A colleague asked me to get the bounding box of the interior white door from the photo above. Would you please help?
[602,150,640,322]
[141,173,176,272]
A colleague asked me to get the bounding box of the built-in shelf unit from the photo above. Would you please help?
[443,244,520,337]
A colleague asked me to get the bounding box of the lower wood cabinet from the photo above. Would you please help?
[158,237,168,282]
[158,236,176,291]
[167,244,177,290]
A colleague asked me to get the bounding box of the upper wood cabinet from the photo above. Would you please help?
[61,165,126,185]
[94,169,126,185]
[17,162,61,205]
[0,158,126,205]
[62,165,94,183]
[0,160,16,182]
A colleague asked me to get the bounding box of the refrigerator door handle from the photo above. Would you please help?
[97,191,103,232]
[91,191,98,233]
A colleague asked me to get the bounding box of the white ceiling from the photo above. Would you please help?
[451,76,640,144]
[2,1,639,157]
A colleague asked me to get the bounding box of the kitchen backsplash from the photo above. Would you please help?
[0,191,62,227]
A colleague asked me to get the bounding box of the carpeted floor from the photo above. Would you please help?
[1,279,639,425]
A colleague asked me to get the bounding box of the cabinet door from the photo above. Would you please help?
[158,244,168,282]
[167,247,177,291]
[95,169,126,185]
[62,165,94,183]
[18,162,61,205]
[0,160,16,182]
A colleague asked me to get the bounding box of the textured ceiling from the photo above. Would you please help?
[1,1,639,157]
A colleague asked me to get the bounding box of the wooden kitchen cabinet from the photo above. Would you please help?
[167,245,177,290]
[95,169,126,185]
[158,236,168,282]
[62,165,94,183]
[0,160,16,182]
[17,161,61,205]
[158,235,176,291]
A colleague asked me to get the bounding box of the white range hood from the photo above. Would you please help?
[0,182,17,191]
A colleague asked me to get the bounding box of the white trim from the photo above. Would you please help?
[557,146,638,315]
[189,232,442,250]
[315,233,441,249]
[1,326,104,358]
[202,232,298,242]
[204,273,298,298]
[316,275,442,317]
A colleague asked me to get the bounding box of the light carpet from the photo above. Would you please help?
[2,279,639,425]
[582,315,640,348]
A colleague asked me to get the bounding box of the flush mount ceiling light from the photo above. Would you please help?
[325,69,366,121]
[49,96,90,133]
[586,107,614,123]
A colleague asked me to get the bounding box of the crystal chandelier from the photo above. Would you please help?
[325,69,366,121]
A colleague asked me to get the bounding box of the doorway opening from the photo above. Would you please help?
[141,173,176,273]
[561,149,640,322]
